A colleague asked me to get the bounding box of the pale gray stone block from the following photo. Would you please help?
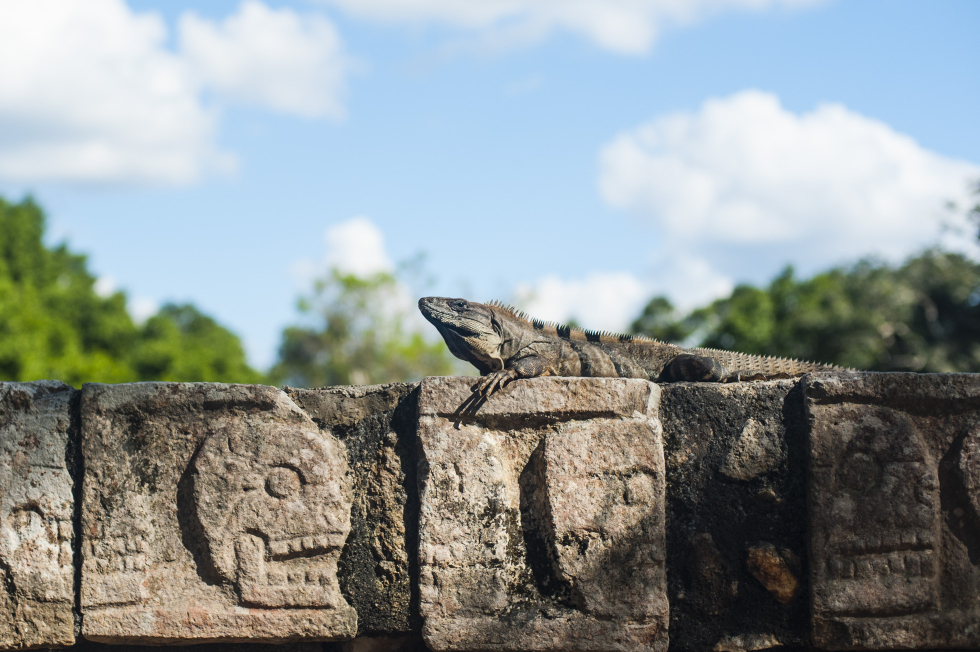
[806,372,980,649]
[0,381,76,650]
[416,376,668,652]
[79,383,356,644]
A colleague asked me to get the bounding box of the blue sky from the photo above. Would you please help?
[1,0,978,369]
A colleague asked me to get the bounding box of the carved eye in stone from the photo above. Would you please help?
[838,450,881,494]
[266,466,302,499]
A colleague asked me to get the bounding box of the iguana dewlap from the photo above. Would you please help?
[419,296,840,398]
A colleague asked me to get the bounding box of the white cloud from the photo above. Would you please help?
[180,1,350,119]
[529,94,980,334]
[645,254,735,311]
[128,296,159,325]
[511,258,735,335]
[514,272,649,333]
[315,0,821,55]
[0,0,350,184]
[290,216,396,300]
[323,216,394,277]
[93,275,118,299]
[0,0,223,184]
[291,216,435,334]
[599,90,980,267]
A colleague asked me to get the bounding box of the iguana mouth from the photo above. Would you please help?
[419,298,468,333]
[417,297,445,320]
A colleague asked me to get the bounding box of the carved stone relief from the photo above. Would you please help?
[806,372,980,649]
[194,423,350,608]
[416,376,668,652]
[80,383,356,644]
[0,381,76,650]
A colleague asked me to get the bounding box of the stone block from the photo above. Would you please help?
[79,383,357,644]
[659,381,808,652]
[416,376,667,652]
[806,372,980,649]
[286,383,420,636]
[339,635,426,652]
[74,641,323,652]
[0,381,76,650]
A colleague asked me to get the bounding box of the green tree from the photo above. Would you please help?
[132,304,263,383]
[271,268,460,388]
[0,197,137,384]
[0,196,263,385]
[630,296,698,343]
[631,250,980,372]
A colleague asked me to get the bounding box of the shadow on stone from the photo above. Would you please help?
[175,442,224,587]
[939,431,980,565]
[518,439,574,608]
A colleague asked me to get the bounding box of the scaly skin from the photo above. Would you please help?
[419,296,841,399]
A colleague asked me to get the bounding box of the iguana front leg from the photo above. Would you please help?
[472,355,551,397]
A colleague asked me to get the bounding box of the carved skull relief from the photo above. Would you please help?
[0,467,73,603]
[817,408,940,616]
[193,421,351,608]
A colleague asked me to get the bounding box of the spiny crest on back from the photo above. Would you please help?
[483,299,657,344]
[691,346,848,371]
[485,299,532,322]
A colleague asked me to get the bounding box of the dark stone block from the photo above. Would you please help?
[286,383,421,638]
[660,380,809,652]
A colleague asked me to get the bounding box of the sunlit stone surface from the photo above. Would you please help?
[0,381,76,650]
[416,376,668,652]
[79,383,356,644]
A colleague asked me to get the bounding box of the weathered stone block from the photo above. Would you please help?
[416,376,667,652]
[79,383,356,644]
[286,383,420,636]
[659,381,809,652]
[338,635,426,652]
[806,372,980,649]
[0,381,76,650]
[74,641,324,652]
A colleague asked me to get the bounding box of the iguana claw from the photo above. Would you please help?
[472,369,518,397]
[451,370,517,423]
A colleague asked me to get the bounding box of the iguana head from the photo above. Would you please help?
[418,297,505,374]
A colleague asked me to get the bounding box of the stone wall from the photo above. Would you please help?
[0,373,978,651]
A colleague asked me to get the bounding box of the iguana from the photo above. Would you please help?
[419,296,841,399]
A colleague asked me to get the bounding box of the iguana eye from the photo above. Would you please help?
[450,300,466,311]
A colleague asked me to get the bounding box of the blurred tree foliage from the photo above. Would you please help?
[271,268,460,388]
[132,304,263,383]
[632,250,980,372]
[0,197,263,385]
